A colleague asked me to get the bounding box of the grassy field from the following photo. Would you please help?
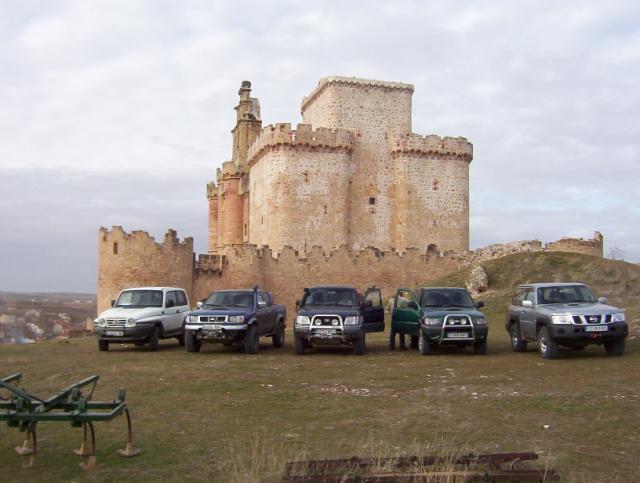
[1,252,639,482]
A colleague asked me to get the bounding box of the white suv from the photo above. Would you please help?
[94,287,190,351]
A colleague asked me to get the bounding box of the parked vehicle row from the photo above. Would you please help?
[94,282,629,359]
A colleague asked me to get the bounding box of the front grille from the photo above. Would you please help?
[106,319,126,327]
[572,315,583,324]
[199,316,227,323]
[605,314,612,323]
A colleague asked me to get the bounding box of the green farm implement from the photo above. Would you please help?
[0,373,140,469]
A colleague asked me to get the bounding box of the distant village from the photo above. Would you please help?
[0,293,96,344]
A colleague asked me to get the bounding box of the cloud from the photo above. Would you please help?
[0,0,639,292]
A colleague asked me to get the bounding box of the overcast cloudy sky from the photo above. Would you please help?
[1,0,639,293]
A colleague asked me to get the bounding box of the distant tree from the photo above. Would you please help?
[608,246,625,261]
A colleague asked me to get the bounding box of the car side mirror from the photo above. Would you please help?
[522,300,533,307]
[476,301,485,308]
[408,301,419,310]
[196,301,203,309]
[363,299,373,308]
[598,296,607,304]
[166,300,175,308]
[110,299,115,307]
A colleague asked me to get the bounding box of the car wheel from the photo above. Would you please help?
[98,340,109,352]
[176,334,185,346]
[353,334,365,355]
[604,339,625,356]
[510,323,527,352]
[294,336,306,355]
[244,324,259,354]
[272,321,285,348]
[185,329,201,353]
[473,338,488,355]
[418,332,433,355]
[148,326,160,351]
[389,330,396,351]
[538,326,559,359]
[410,335,419,349]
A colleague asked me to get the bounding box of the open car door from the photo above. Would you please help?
[363,287,385,333]
[392,288,421,336]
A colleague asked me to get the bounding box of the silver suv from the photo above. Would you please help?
[93,287,189,351]
[506,283,628,359]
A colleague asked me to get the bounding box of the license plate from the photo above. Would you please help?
[586,325,608,332]
[317,329,336,338]
[446,332,469,338]
[105,330,123,336]
[204,324,222,330]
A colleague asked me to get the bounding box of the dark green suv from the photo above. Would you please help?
[390,287,488,355]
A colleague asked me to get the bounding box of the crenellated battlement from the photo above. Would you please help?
[216,160,247,181]
[247,123,354,165]
[389,133,473,161]
[195,254,226,273]
[206,181,218,199]
[301,76,414,113]
[99,226,193,251]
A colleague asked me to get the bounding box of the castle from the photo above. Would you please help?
[97,77,604,314]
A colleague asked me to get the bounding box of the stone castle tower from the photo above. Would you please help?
[206,76,473,255]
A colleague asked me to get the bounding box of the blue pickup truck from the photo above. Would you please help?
[183,287,286,354]
[293,285,385,355]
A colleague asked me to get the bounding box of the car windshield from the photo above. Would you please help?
[537,285,597,304]
[115,290,163,308]
[204,291,253,308]
[421,289,476,308]
[305,288,358,306]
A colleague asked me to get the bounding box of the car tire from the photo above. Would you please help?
[538,326,559,359]
[98,340,109,352]
[176,334,185,346]
[418,332,433,355]
[389,330,396,351]
[510,323,527,352]
[604,339,625,356]
[272,321,285,348]
[294,336,306,355]
[148,326,160,351]
[410,335,419,349]
[185,329,201,353]
[244,324,259,354]
[353,334,365,355]
[473,338,488,355]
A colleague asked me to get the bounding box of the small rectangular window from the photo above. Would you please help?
[113,242,118,255]
[369,197,376,205]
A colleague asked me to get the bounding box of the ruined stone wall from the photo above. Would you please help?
[97,227,194,314]
[301,77,415,252]
[545,231,604,257]
[247,123,354,253]
[390,134,473,252]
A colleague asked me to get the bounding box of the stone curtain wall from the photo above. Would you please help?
[545,231,604,257]
[97,227,194,313]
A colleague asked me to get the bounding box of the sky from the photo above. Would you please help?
[1,0,639,293]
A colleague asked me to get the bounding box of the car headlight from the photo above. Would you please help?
[422,317,442,326]
[611,312,625,323]
[295,315,311,326]
[125,318,136,328]
[344,316,362,325]
[228,315,245,323]
[473,317,487,326]
[186,315,196,323]
[551,314,573,324]
[94,318,106,327]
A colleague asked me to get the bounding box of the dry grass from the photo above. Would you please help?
[1,252,638,482]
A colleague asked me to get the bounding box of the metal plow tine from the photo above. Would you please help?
[118,408,141,457]
[79,421,97,470]
[73,422,92,456]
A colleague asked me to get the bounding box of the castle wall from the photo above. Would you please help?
[301,77,442,253]
[247,123,354,253]
[545,231,604,257]
[207,188,218,254]
[390,134,473,252]
[97,227,194,314]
